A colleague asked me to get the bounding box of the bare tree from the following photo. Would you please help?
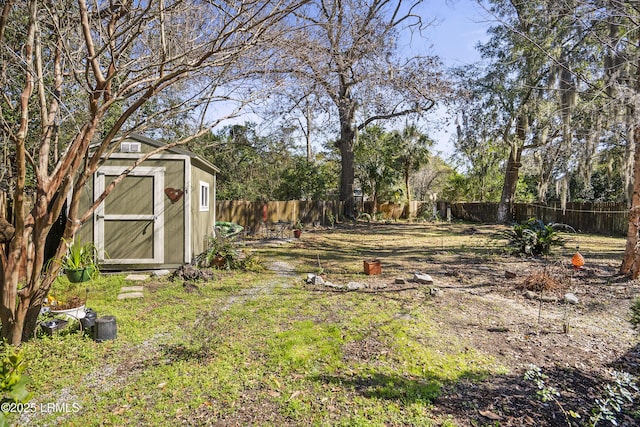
[268,0,447,218]
[0,0,304,344]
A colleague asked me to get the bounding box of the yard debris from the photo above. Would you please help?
[306,273,325,285]
[153,269,171,277]
[430,287,443,297]
[520,270,564,292]
[524,290,557,302]
[304,273,415,292]
[564,293,579,304]
[170,264,215,282]
[347,282,365,291]
[306,274,344,289]
[395,278,407,284]
[479,409,502,420]
[412,272,434,284]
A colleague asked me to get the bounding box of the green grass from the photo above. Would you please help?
[14,222,625,426]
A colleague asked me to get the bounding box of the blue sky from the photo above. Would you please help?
[416,0,493,157]
[423,0,491,66]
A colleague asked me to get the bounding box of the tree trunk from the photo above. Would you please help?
[621,124,640,278]
[497,142,523,223]
[339,139,355,218]
[338,102,356,219]
[404,169,411,219]
[498,113,527,223]
[620,33,640,278]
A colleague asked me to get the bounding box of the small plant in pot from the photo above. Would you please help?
[46,291,86,317]
[46,280,89,320]
[293,219,304,238]
[200,236,239,269]
[58,237,99,283]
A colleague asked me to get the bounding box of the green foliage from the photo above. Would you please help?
[0,343,31,427]
[524,365,560,403]
[275,156,338,200]
[523,365,579,425]
[392,125,432,202]
[590,371,638,426]
[630,298,640,332]
[525,365,638,427]
[268,320,345,371]
[416,201,440,222]
[353,124,433,205]
[327,212,336,227]
[441,170,503,202]
[57,238,99,272]
[354,126,402,204]
[188,123,338,202]
[197,236,264,272]
[515,175,537,203]
[410,154,455,201]
[502,218,564,256]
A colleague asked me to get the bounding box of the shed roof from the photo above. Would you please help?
[100,133,220,175]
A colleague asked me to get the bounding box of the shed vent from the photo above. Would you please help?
[120,142,141,153]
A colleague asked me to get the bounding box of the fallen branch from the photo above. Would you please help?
[306,285,420,293]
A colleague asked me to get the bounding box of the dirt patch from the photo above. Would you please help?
[424,258,640,425]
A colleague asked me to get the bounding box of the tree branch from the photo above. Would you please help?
[358,100,435,130]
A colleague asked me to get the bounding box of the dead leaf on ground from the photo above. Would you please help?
[289,390,301,400]
[479,409,502,420]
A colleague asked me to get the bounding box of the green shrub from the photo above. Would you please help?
[197,236,264,272]
[502,218,564,256]
[0,342,31,427]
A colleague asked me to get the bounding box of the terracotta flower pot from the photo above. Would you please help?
[363,259,381,275]
[212,254,226,268]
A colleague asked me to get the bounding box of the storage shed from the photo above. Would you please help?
[77,134,219,270]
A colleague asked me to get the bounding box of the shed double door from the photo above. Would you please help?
[94,166,165,264]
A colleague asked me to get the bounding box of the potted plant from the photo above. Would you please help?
[293,219,303,238]
[201,236,239,269]
[46,289,88,319]
[59,237,99,283]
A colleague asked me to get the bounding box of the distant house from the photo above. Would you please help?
[76,134,219,270]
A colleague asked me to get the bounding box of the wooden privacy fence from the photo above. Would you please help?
[514,202,628,236]
[449,202,629,237]
[215,200,343,231]
[216,200,423,230]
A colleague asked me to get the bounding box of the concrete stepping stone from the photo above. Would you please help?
[120,286,144,292]
[117,292,144,300]
[125,274,149,281]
